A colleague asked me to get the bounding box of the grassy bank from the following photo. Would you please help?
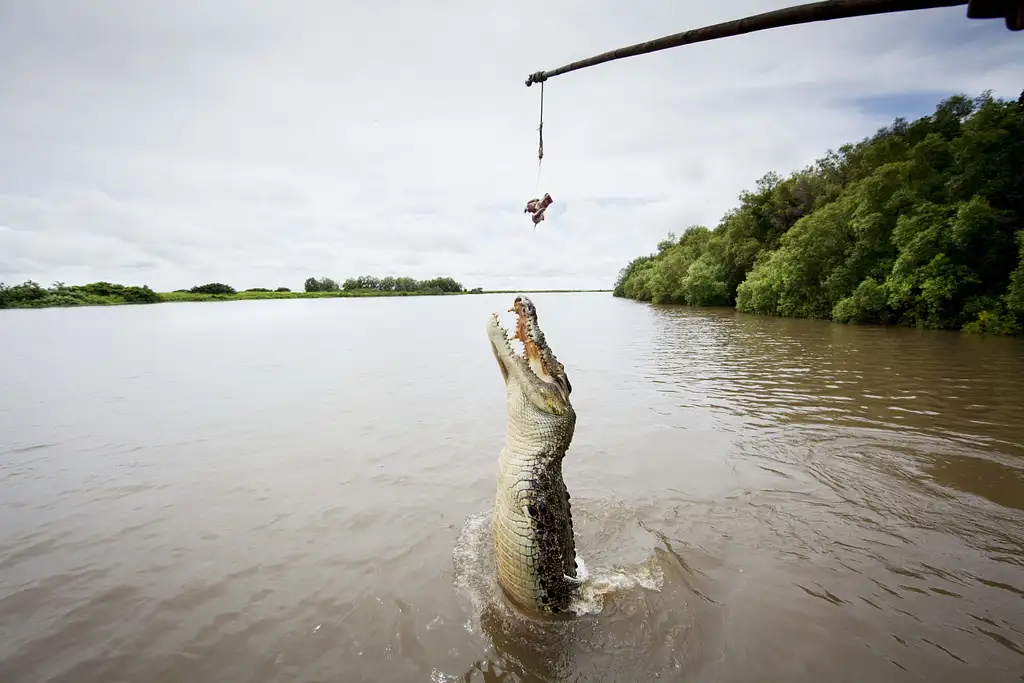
[0,280,610,310]
[160,288,610,303]
[158,289,469,303]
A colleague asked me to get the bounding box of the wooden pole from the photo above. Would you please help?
[524,0,986,87]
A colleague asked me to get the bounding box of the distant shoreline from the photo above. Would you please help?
[160,289,611,303]
[0,287,612,310]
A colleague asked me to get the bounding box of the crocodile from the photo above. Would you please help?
[486,295,581,614]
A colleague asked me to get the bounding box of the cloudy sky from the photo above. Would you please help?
[0,1,1021,292]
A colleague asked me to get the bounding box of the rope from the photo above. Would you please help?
[536,81,544,194]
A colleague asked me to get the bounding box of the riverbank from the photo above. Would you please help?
[0,282,611,310]
[159,288,610,303]
[613,90,1024,337]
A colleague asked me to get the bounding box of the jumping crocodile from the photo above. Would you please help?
[486,295,581,614]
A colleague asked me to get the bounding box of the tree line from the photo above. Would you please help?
[613,90,1024,336]
[304,275,473,294]
[0,274,478,309]
[175,283,291,294]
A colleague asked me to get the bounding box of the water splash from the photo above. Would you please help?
[449,505,708,681]
[570,554,664,616]
[452,509,664,621]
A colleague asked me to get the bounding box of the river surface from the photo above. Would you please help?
[1,292,1022,683]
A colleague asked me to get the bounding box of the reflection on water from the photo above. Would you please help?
[0,295,1022,682]
[636,305,1024,682]
[646,306,1023,448]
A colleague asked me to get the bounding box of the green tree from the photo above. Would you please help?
[614,90,1024,336]
[190,282,236,295]
[304,277,339,292]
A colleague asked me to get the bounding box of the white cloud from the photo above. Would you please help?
[0,0,1021,291]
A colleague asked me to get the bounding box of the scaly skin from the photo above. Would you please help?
[486,295,581,614]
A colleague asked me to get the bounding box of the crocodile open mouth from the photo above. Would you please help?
[509,296,557,383]
[488,295,570,398]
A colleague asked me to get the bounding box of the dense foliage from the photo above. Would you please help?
[613,91,1024,335]
[0,280,161,308]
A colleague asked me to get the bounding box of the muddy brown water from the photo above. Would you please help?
[1,293,1022,683]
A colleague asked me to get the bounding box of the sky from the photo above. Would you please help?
[0,1,1021,292]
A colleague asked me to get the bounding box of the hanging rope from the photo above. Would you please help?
[532,81,548,196]
[537,81,544,164]
[524,79,553,227]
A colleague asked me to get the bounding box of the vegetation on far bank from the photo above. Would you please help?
[0,280,162,309]
[160,275,478,302]
[614,90,1024,336]
[159,288,474,303]
[0,275,609,309]
[159,287,608,302]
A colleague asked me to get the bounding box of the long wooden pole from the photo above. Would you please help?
[524,0,999,87]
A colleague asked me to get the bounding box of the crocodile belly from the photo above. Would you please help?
[492,459,578,613]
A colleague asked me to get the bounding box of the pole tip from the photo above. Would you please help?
[525,71,547,87]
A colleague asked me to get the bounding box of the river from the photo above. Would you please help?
[1,292,1021,683]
